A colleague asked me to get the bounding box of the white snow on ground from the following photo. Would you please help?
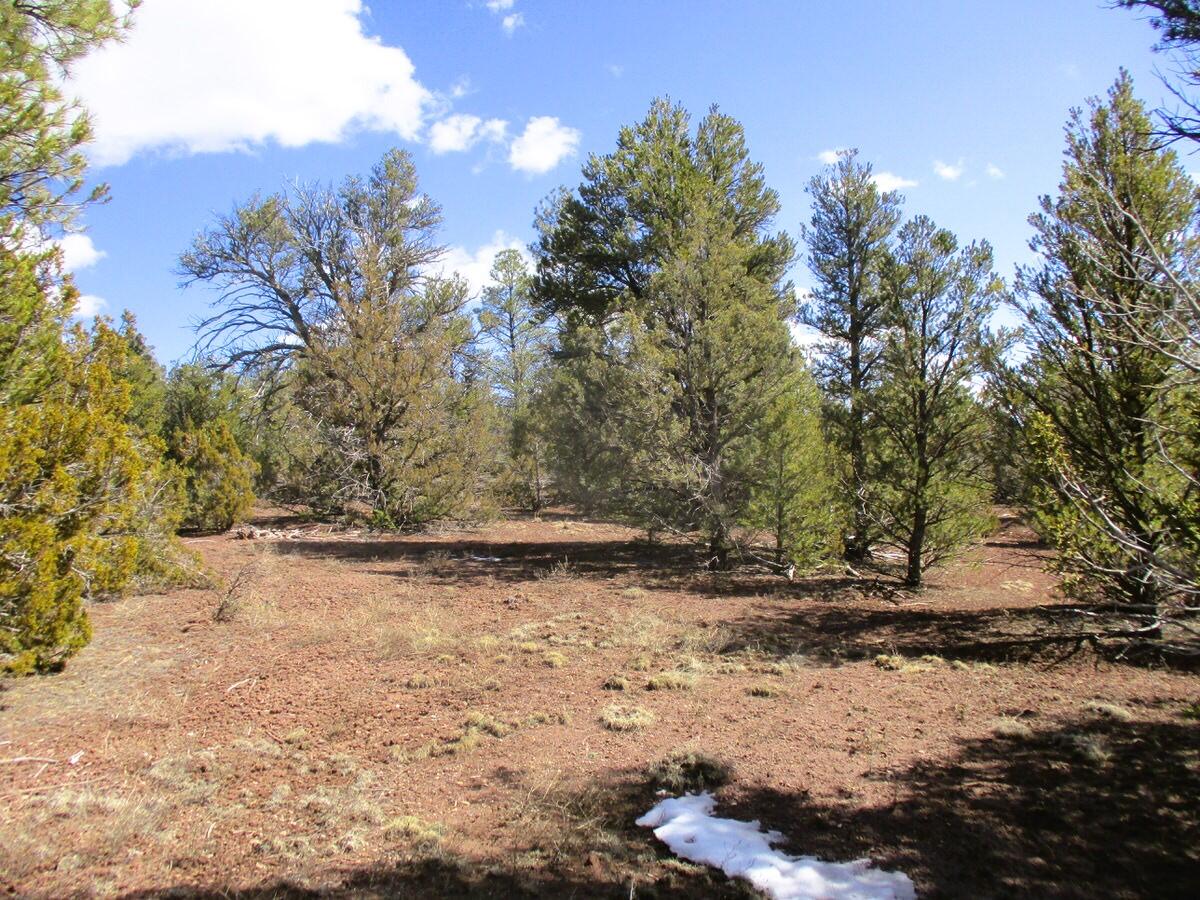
[637,793,916,900]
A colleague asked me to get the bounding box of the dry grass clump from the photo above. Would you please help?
[992,717,1034,740]
[231,735,282,757]
[1055,732,1113,765]
[874,653,940,673]
[602,674,629,691]
[608,613,668,652]
[147,749,224,804]
[627,653,653,672]
[620,586,647,599]
[542,650,568,668]
[599,704,655,732]
[465,711,511,738]
[747,683,782,698]
[405,673,439,689]
[0,788,170,880]
[537,558,577,581]
[283,727,311,749]
[212,559,275,625]
[1084,700,1134,721]
[418,549,456,576]
[385,815,445,846]
[646,670,695,691]
[401,707,568,761]
[295,771,384,830]
[675,623,735,655]
[646,750,733,794]
[524,710,571,726]
[518,641,541,654]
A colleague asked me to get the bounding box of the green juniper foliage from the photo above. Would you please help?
[163,365,257,532]
[1000,71,1200,625]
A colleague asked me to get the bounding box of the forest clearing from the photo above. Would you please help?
[3,1,1200,897]
[2,509,1197,897]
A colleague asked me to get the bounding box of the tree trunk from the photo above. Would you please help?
[905,507,926,588]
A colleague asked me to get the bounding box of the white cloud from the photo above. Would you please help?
[55,234,106,272]
[436,231,529,297]
[68,0,433,166]
[816,148,845,165]
[789,321,824,349]
[871,171,917,192]
[429,114,507,154]
[607,63,624,78]
[74,294,107,318]
[986,163,1005,179]
[933,159,965,181]
[509,116,580,174]
[449,76,471,99]
[501,12,524,35]
[486,0,514,10]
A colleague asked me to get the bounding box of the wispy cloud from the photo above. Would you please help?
[871,171,917,192]
[933,158,965,181]
[985,163,1005,179]
[74,294,107,318]
[437,230,529,296]
[509,116,581,174]
[429,114,507,154]
[816,148,845,165]
[56,234,106,272]
[486,0,524,35]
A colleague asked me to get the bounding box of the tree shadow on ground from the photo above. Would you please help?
[118,711,1199,899]
[719,600,1105,665]
[116,765,760,900]
[724,709,1200,899]
[272,536,707,587]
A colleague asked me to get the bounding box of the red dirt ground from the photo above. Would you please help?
[1,511,1197,898]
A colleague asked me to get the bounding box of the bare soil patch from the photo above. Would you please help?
[2,511,1197,898]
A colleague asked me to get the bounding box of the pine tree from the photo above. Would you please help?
[873,216,1000,587]
[1001,71,1200,631]
[534,100,805,568]
[801,150,903,562]
[742,360,841,572]
[477,250,552,511]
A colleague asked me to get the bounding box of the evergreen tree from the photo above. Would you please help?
[801,150,903,561]
[742,359,841,572]
[874,216,1000,587]
[182,149,493,526]
[1000,72,1200,631]
[0,0,129,244]
[534,100,804,568]
[0,0,180,673]
[477,249,552,511]
[1,264,183,672]
[163,365,257,532]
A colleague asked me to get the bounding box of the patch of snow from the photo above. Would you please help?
[637,793,915,900]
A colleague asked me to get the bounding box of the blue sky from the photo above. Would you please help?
[61,0,1175,363]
